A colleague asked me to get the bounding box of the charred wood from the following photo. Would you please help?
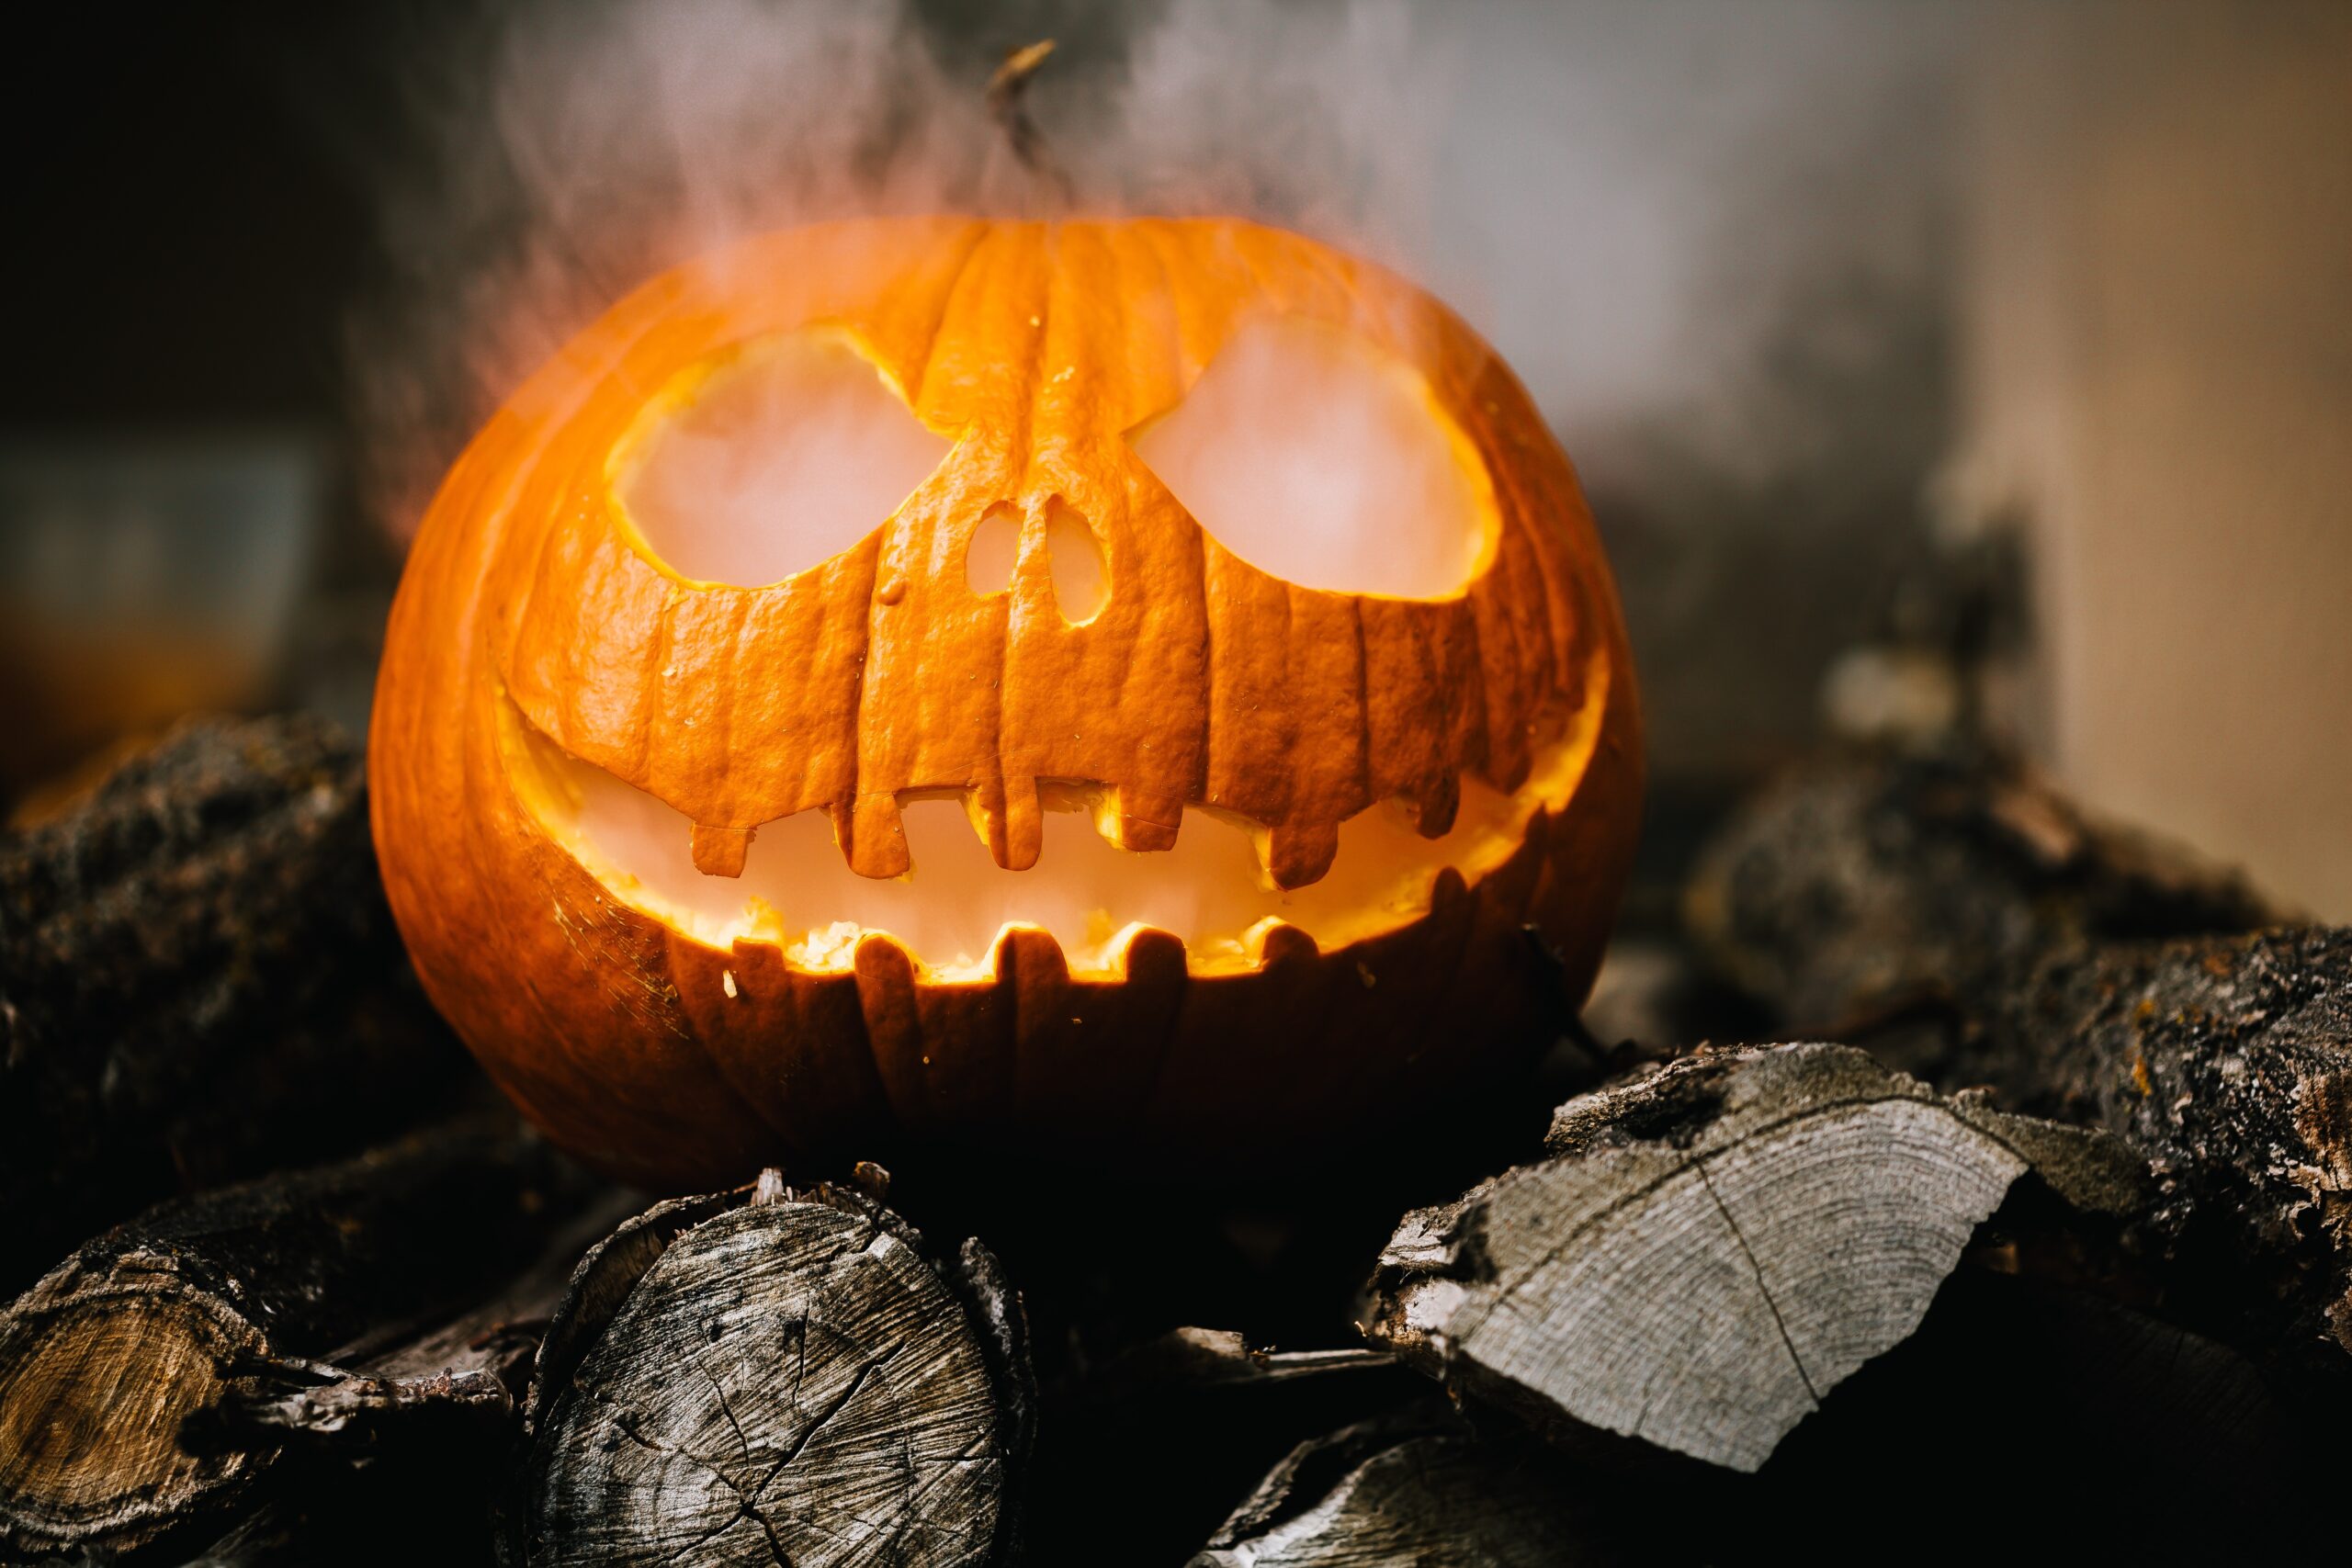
[1972,926,2352,1380]
[1684,742,2275,1045]
[0,714,469,1289]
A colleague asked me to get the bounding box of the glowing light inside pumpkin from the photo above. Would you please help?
[1132,316,1497,600]
[614,329,949,588]
[508,700,1599,983]
[961,497,1110,622]
[965,502,1021,595]
[1042,498,1109,621]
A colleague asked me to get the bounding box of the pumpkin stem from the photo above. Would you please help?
[986,38,1075,209]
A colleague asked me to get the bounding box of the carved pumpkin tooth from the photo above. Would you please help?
[1113,789,1183,853]
[1114,925,1189,986]
[996,776,1043,872]
[1264,819,1341,891]
[1249,919,1319,966]
[838,795,912,880]
[991,922,1069,984]
[689,822,753,878]
[1412,774,1463,839]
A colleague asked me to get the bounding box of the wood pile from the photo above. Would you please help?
[1,724,2343,1562]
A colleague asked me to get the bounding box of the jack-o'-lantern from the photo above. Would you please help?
[370,217,1642,1190]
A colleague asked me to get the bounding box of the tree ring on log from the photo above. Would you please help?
[0,1257,266,1556]
[1367,1043,2145,1472]
[516,1193,1015,1565]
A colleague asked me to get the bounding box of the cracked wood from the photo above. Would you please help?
[514,1181,1029,1566]
[1363,1043,2143,1471]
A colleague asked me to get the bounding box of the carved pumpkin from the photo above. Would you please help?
[371,217,1642,1189]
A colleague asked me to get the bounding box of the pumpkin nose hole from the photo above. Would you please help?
[966,502,1020,596]
[1043,497,1107,623]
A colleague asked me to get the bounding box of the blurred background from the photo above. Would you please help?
[2,0,2345,916]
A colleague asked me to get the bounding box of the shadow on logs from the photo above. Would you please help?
[0,714,472,1291]
[504,1171,1035,1567]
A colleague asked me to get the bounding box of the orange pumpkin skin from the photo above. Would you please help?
[370,217,1642,1190]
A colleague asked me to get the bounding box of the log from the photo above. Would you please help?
[1686,750,2352,1380]
[507,1172,1035,1567]
[0,1116,596,1562]
[1363,1043,2144,1472]
[0,713,470,1289]
[1970,927,2352,1380]
[1684,742,2275,1043]
[1190,1409,1623,1567]
[1025,1325,1421,1562]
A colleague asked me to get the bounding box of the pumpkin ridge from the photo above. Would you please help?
[900,220,997,417]
[669,939,867,1163]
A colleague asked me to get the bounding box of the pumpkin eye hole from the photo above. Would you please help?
[616,330,950,588]
[1130,316,1496,600]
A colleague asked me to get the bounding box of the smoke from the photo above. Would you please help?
[1091,0,1450,265]
[346,0,1448,539]
[348,0,961,536]
[345,0,1964,551]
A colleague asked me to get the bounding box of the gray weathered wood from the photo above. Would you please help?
[511,1177,1031,1567]
[1191,1411,1618,1567]
[1687,753,2352,1381]
[1364,1043,2144,1471]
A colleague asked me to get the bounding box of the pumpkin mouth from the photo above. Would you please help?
[500,692,1601,983]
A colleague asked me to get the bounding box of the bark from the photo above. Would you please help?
[0,1116,596,1562]
[507,1174,1034,1567]
[0,713,470,1289]
[1971,927,2352,1379]
[1363,1043,2144,1472]
[1684,742,2275,1041]
[1191,1409,1623,1567]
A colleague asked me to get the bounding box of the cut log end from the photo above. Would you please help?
[514,1186,1028,1566]
[0,1274,262,1558]
[1366,1043,2145,1472]
[0,1118,594,1561]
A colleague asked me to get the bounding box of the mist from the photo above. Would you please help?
[347,0,1963,547]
